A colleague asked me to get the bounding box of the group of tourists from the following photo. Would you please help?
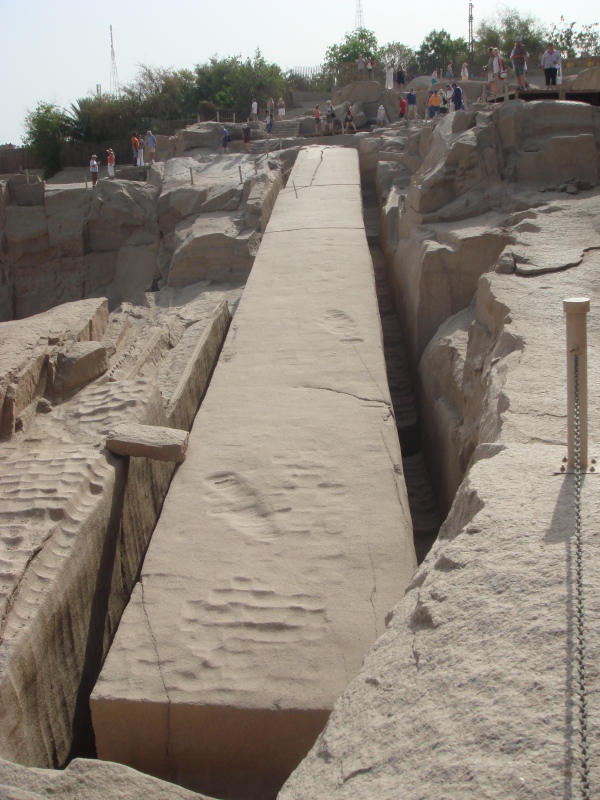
[482,36,562,96]
[423,84,465,119]
[250,97,286,122]
[88,130,158,186]
[131,131,157,166]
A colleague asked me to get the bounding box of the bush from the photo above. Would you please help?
[22,102,69,178]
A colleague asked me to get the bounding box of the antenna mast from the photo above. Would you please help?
[355,0,364,29]
[468,2,474,60]
[110,25,120,96]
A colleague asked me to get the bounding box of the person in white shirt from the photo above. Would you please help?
[89,155,100,186]
[541,43,561,86]
[251,99,258,121]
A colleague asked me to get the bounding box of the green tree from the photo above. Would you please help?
[474,7,547,64]
[22,102,69,178]
[548,16,600,57]
[323,28,379,67]
[195,50,288,113]
[416,29,469,73]
[377,41,415,69]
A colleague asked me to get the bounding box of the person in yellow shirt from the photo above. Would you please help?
[428,89,442,119]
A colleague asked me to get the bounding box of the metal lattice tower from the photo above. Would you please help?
[110,25,120,96]
[355,0,364,29]
[468,2,474,59]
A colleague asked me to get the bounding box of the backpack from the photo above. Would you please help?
[227,135,232,143]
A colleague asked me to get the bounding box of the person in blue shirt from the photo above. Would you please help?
[145,130,157,164]
[450,83,463,111]
[220,126,230,154]
[406,89,418,121]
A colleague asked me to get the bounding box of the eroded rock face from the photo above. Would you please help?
[0,757,211,799]
[278,99,600,800]
[0,148,293,320]
[0,286,233,769]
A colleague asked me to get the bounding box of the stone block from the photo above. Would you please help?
[168,211,255,287]
[45,187,90,257]
[51,341,109,396]
[106,422,189,462]
[7,175,45,207]
[4,206,49,261]
[91,147,417,799]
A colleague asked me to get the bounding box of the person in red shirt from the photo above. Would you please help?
[398,96,407,119]
[131,132,139,166]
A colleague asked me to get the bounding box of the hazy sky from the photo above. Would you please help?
[1,0,598,144]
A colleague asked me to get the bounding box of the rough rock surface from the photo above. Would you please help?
[0,757,210,799]
[0,150,292,320]
[278,100,600,800]
[0,286,232,769]
[91,146,416,800]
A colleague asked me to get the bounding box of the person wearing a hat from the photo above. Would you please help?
[89,154,100,186]
[106,149,115,179]
[510,35,529,89]
[146,130,157,164]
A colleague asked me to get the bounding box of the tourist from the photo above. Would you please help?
[137,135,144,166]
[396,64,406,91]
[131,132,139,167]
[356,54,366,81]
[265,110,273,138]
[542,42,561,86]
[146,130,157,164]
[344,102,356,132]
[377,104,389,127]
[398,94,407,119]
[106,149,115,179]
[431,68,438,85]
[325,100,336,133]
[439,90,449,115]
[461,62,469,81]
[428,89,441,119]
[493,48,506,94]
[220,125,230,154]
[485,47,496,96]
[446,62,453,80]
[367,56,376,80]
[251,99,258,121]
[267,98,274,116]
[445,83,454,111]
[385,61,394,90]
[314,104,323,136]
[451,82,463,111]
[510,35,529,89]
[277,97,286,119]
[242,122,251,152]
[406,89,418,121]
[89,154,100,186]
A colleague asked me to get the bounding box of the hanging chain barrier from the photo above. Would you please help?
[573,353,591,799]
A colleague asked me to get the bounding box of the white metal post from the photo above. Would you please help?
[564,297,590,469]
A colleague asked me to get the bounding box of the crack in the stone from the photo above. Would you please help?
[366,537,378,639]
[309,148,325,186]
[140,579,172,775]
[300,384,391,408]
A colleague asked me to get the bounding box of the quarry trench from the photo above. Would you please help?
[363,189,442,563]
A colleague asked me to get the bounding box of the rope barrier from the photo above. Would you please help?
[573,353,591,799]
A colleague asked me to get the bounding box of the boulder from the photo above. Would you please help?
[7,175,45,207]
[51,341,109,396]
[45,187,90,257]
[168,211,257,287]
[106,422,189,462]
[85,180,159,252]
[0,757,210,800]
[570,64,600,90]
